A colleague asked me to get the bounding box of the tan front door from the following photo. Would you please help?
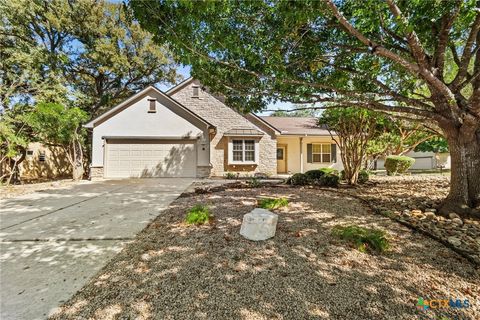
[276,146,286,173]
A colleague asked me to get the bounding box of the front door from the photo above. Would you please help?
[277,146,286,173]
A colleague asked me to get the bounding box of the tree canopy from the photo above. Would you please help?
[131,0,480,217]
[1,0,179,116]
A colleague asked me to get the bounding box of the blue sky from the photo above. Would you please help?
[158,65,299,116]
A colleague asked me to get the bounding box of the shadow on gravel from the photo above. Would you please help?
[49,187,479,320]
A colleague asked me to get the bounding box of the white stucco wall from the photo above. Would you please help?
[90,89,208,168]
[277,136,343,173]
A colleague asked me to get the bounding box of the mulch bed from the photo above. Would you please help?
[50,185,479,320]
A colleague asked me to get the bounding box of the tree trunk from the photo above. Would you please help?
[439,124,480,219]
[69,139,84,181]
[72,164,84,181]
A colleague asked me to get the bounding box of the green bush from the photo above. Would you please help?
[185,205,212,225]
[224,172,237,179]
[358,169,370,184]
[305,169,324,180]
[258,197,289,209]
[305,168,338,182]
[384,155,415,175]
[247,177,261,188]
[318,173,340,187]
[332,225,390,253]
[290,173,309,185]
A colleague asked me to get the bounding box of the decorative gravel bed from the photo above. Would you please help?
[344,175,480,265]
[50,186,479,320]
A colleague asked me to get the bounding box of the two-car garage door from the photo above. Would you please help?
[105,139,196,178]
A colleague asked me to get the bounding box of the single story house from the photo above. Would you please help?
[84,78,343,179]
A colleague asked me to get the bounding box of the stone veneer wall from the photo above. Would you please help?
[171,80,277,176]
[90,166,104,180]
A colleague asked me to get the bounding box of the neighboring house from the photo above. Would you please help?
[84,78,342,179]
[375,151,451,170]
[1,142,71,181]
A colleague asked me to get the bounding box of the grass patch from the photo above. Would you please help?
[185,205,212,225]
[258,197,289,210]
[332,225,390,253]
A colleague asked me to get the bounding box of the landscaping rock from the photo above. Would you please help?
[424,211,436,220]
[449,212,461,220]
[447,236,462,247]
[240,208,278,241]
[344,175,480,266]
[452,218,464,226]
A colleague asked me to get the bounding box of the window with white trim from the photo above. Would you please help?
[312,143,331,163]
[230,139,256,163]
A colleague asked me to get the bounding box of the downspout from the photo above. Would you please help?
[300,137,304,173]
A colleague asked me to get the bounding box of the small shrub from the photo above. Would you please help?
[185,205,212,225]
[385,155,415,175]
[332,225,390,253]
[247,177,261,188]
[290,173,309,185]
[305,169,324,180]
[319,168,338,175]
[358,169,370,184]
[306,168,338,182]
[224,172,237,179]
[318,173,340,187]
[258,197,289,209]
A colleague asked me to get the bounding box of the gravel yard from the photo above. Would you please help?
[50,185,479,320]
[0,179,79,200]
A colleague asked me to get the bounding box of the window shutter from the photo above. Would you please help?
[307,144,312,163]
[148,98,156,112]
[331,144,337,163]
[192,85,199,98]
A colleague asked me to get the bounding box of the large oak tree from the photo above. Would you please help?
[131,0,480,218]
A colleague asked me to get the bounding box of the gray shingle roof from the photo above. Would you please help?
[259,117,331,136]
[223,127,264,137]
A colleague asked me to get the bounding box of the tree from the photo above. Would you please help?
[0,107,32,184]
[25,103,88,180]
[415,137,449,153]
[319,108,380,184]
[0,0,179,116]
[270,108,319,117]
[367,118,439,163]
[131,0,480,217]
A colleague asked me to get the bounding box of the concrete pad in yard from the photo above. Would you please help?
[0,178,193,320]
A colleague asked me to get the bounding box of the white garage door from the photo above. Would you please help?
[105,139,196,178]
[411,157,433,170]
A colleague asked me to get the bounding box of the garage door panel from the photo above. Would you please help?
[105,140,196,178]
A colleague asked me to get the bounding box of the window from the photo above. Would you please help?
[38,152,46,162]
[230,139,257,163]
[192,85,200,98]
[276,148,284,160]
[26,150,34,156]
[148,98,156,113]
[312,143,331,163]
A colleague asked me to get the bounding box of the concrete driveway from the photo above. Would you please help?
[0,178,193,320]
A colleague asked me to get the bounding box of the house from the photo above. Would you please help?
[0,142,71,181]
[84,78,342,179]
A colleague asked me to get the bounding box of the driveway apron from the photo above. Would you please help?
[0,178,193,320]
